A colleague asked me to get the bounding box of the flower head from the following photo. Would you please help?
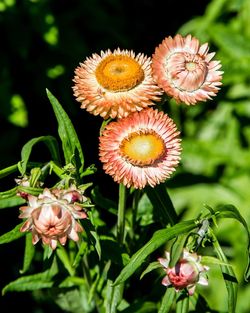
[99,108,181,189]
[73,48,162,119]
[19,186,88,250]
[158,249,209,295]
[152,34,223,105]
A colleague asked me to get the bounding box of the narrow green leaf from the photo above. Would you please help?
[46,89,84,171]
[146,184,178,226]
[0,164,18,179]
[2,256,58,294]
[215,204,250,281]
[20,233,35,274]
[158,288,175,313]
[0,187,28,209]
[201,255,233,267]
[210,228,238,313]
[0,222,26,244]
[20,135,61,175]
[113,220,197,286]
[169,234,187,267]
[140,261,162,280]
[56,245,75,276]
[73,241,88,268]
[176,294,189,313]
[105,280,124,313]
[0,187,18,199]
[0,195,25,209]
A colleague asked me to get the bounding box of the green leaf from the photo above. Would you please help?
[20,135,61,175]
[140,261,162,280]
[0,195,25,209]
[158,288,175,313]
[169,234,187,268]
[56,245,75,276]
[0,164,18,179]
[105,280,124,313]
[46,89,84,172]
[210,228,238,313]
[215,204,250,281]
[73,241,88,268]
[53,285,95,313]
[20,233,35,274]
[2,256,58,294]
[176,294,189,313]
[0,222,26,244]
[113,220,197,286]
[146,184,178,226]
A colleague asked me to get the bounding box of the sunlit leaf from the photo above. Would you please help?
[46,89,84,174]
[20,135,61,175]
[113,220,197,286]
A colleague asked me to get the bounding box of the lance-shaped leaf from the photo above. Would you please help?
[2,256,58,294]
[46,89,84,173]
[215,204,250,281]
[0,164,18,179]
[0,222,26,244]
[113,220,197,286]
[210,228,238,313]
[19,135,61,175]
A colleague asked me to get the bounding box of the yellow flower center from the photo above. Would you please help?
[120,131,165,166]
[95,54,145,92]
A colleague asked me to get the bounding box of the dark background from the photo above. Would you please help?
[0,1,210,312]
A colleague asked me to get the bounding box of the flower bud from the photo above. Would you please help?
[158,249,209,295]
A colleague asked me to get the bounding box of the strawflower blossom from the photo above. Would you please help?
[19,186,88,250]
[158,249,209,295]
[99,108,181,189]
[152,34,223,105]
[73,48,162,119]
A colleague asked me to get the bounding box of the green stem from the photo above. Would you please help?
[117,183,127,245]
[132,189,141,237]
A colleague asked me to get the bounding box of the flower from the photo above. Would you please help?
[73,48,162,119]
[19,186,88,250]
[99,108,181,189]
[152,34,223,105]
[158,249,209,295]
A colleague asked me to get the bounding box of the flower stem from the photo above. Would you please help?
[117,183,127,245]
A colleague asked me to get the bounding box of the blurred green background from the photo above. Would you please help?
[1,0,250,312]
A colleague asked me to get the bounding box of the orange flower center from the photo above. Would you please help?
[120,131,165,166]
[95,54,145,92]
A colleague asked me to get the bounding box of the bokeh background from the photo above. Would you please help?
[1,0,250,312]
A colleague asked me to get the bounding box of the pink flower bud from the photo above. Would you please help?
[158,249,209,295]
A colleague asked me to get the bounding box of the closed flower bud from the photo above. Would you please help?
[158,249,209,295]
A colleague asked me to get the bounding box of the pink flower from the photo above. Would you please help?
[152,34,223,105]
[158,249,209,295]
[73,48,162,119]
[99,108,181,189]
[19,186,88,250]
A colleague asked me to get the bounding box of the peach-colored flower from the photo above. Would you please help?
[73,48,162,119]
[19,186,88,250]
[99,108,181,189]
[152,34,223,105]
[158,249,209,295]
